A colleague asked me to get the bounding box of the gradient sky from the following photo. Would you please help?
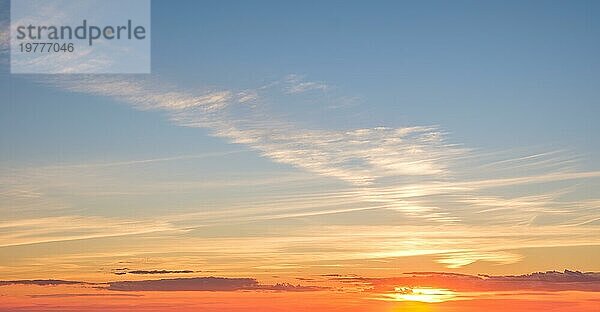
[0,0,599,311]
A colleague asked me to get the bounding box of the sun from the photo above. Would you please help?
[385,287,457,303]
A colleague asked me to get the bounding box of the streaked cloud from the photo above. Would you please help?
[0,216,178,247]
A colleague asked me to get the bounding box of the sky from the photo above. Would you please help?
[0,0,599,311]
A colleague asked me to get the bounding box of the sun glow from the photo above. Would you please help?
[386,287,457,303]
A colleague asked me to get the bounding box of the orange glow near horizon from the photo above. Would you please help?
[2,281,600,312]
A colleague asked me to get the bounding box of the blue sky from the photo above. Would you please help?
[2,0,599,168]
[153,0,600,150]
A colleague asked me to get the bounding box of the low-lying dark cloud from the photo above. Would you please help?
[112,268,195,275]
[0,273,325,297]
[258,283,324,292]
[480,269,600,283]
[107,277,258,291]
[0,279,88,286]
[107,277,322,292]
[8,270,591,294]
[29,293,143,298]
[0,276,323,292]
[324,270,600,292]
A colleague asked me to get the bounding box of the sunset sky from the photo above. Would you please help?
[1,0,599,311]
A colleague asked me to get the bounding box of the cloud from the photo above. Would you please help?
[29,293,143,298]
[0,279,88,286]
[258,283,324,292]
[0,276,323,293]
[42,151,244,169]
[330,270,600,293]
[435,250,523,268]
[0,28,7,58]
[0,1,8,64]
[0,215,178,247]
[112,268,195,275]
[480,269,600,283]
[107,277,258,291]
[42,75,462,188]
[106,277,322,292]
[284,74,329,94]
[23,74,480,226]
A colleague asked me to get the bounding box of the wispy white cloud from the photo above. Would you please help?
[436,251,522,268]
[39,150,244,169]
[44,75,463,188]
[284,74,329,94]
